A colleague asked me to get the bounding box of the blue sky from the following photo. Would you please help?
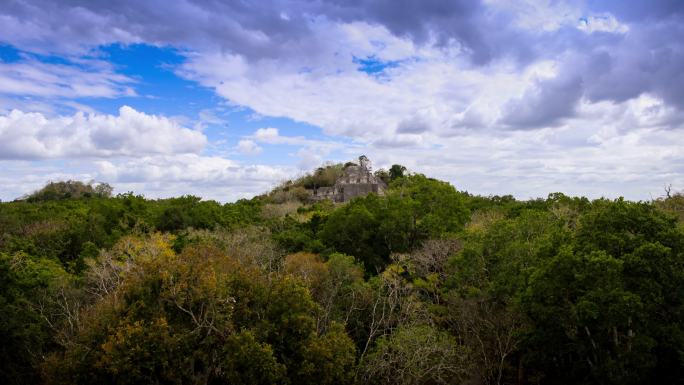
[0,0,683,201]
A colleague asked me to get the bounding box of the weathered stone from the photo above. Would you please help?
[311,156,387,202]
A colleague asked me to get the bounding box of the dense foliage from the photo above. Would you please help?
[22,180,113,202]
[1,175,683,384]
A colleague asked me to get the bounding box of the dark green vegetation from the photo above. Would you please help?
[1,172,683,385]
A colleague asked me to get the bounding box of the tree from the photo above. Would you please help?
[319,175,469,272]
[0,252,72,385]
[24,180,112,202]
[42,234,357,385]
[389,164,407,181]
[94,183,113,198]
[374,169,391,184]
[319,195,387,272]
[360,324,471,385]
[522,248,649,385]
[297,323,356,385]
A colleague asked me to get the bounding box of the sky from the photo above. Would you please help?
[0,0,683,202]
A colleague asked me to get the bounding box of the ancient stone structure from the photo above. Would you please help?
[311,156,387,202]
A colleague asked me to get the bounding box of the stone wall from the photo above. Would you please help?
[337,182,385,202]
[309,157,387,202]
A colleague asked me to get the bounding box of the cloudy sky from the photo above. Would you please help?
[0,0,682,201]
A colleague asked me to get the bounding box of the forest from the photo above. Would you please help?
[1,170,683,385]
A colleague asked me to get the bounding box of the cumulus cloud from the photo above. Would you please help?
[249,127,348,151]
[236,139,262,155]
[94,154,296,201]
[253,128,282,143]
[0,155,296,202]
[501,73,584,128]
[396,115,432,134]
[496,18,684,128]
[2,94,682,202]
[96,154,285,183]
[246,127,352,168]
[183,46,532,142]
[0,106,206,159]
[4,0,684,129]
[363,95,684,200]
[581,21,684,109]
[1,0,684,200]
[0,0,526,65]
[171,2,684,141]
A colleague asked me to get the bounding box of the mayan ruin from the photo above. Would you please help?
[311,155,387,202]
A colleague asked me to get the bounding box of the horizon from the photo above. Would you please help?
[9,161,673,204]
[1,1,683,202]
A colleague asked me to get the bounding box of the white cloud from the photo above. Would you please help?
[578,14,629,34]
[196,108,228,130]
[0,73,681,202]
[0,154,298,202]
[96,154,287,183]
[246,126,356,168]
[249,126,349,151]
[361,95,684,200]
[0,57,136,98]
[174,16,684,200]
[0,161,98,201]
[253,127,283,143]
[95,154,295,201]
[182,39,533,142]
[236,139,262,155]
[0,106,207,159]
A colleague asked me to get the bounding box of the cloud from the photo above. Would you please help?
[4,0,684,125]
[182,46,534,142]
[246,126,353,168]
[577,14,629,34]
[580,21,684,109]
[586,0,684,21]
[483,0,581,32]
[236,139,262,155]
[0,0,525,65]
[253,127,282,143]
[97,154,272,183]
[2,94,682,202]
[95,154,295,201]
[0,163,99,202]
[501,73,584,128]
[0,56,136,98]
[363,95,684,200]
[396,115,431,134]
[0,106,206,159]
[497,18,684,127]
[249,127,348,151]
[1,0,684,201]
[0,155,297,202]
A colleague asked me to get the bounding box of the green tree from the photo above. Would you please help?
[0,252,71,385]
[319,175,469,272]
[389,164,407,181]
[522,248,649,385]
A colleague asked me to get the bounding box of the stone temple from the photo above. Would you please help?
[311,156,387,202]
